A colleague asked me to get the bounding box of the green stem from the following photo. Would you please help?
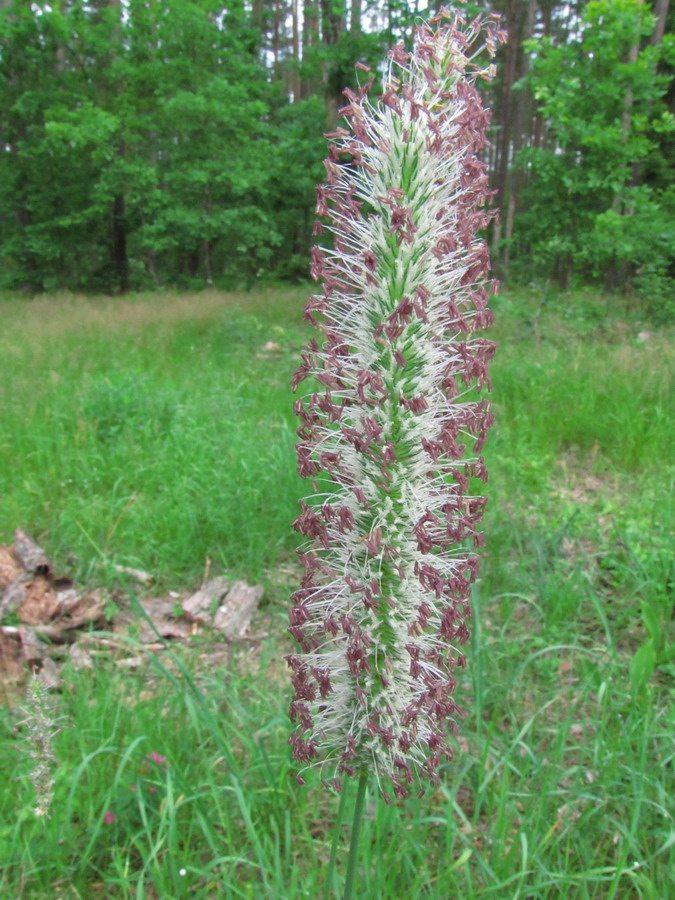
[324,778,350,900]
[343,770,368,900]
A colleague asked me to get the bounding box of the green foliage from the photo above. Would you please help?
[1,0,673,304]
[589,185,675,323]
[514,0,675,315]
[0,0,324,292]
[264,96,327,281]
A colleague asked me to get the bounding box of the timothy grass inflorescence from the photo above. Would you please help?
[289,11,507,798]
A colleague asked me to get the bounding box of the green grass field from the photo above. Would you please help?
[0,287,673,899]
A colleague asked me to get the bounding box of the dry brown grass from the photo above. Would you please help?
[0,286,309,341]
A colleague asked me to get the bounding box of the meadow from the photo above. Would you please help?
[0,286,672,899]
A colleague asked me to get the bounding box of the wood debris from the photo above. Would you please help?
[0,529,264,696]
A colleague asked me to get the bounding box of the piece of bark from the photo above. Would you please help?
[212,581,263,639]
[12,529,51,579]
[0,575,30,620]
[29,590,107,642]
[182,577,230,625]
[139,596,177,619]
[16,578,60,626]
[57,590,107,629]
[54,588,80,615]
[139,595,193,640]
[113,595,193,643]
[0,624,49,690]
[0,628,25,684]
[19,624,45,660]
[0,546,23,590]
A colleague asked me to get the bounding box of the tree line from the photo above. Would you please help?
[0,0,672,315]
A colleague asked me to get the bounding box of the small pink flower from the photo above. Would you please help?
[146,751,167,766]
[103,811,117,825]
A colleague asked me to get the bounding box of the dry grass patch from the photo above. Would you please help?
[0,286,309,341]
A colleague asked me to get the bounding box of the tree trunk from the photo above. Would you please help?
[320,0,346,127]
[302,0,320,99]
[532,0,554,150]
[611,0,645,214]
[650,0,669,45]
[112,190,129,294]
[291,0,301,101]
[202,239,213,286]
[350,0,361,35]
[491,0,525,264]
[107,0,128,293]
[503,0,537,268]
[1,3,41,290]
[272,0,281,79]
[252,0,264,31]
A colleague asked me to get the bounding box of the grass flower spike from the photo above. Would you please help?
[22,671,63,818]
[289,8,506,799]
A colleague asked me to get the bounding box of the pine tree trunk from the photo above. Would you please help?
[112,189,129,294]
[503,0,537,268]
[292,0,301,101]
[650,0,670,45]
[302,0,320,99]
[491,0,525,264]
[107,0,129,293]
[320,0,346,127]
[611,0,645,215]
[350,0,361,34]
[272,0,281,79]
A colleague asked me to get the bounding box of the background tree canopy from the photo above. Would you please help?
[0,0,673,315]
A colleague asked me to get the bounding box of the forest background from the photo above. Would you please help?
[0,0,673,320]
